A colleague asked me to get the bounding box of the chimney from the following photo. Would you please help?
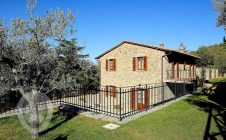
[178,43,186,53]
[159,43,164,49]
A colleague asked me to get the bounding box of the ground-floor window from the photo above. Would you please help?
[105,85,116,98]
[137,89,145,103]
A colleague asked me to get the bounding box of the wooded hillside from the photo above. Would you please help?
[190,43,226,73]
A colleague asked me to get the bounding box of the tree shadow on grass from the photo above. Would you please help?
[208,82,226,108]
[40,105,84,136]
[51,133,69,140]
[186,95,226,140]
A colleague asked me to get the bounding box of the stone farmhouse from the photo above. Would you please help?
[96,41,200,88]
[95,41,200,111]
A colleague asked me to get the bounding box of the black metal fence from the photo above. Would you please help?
[0,82,195,120]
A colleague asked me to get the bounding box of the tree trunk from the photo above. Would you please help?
[14,87,40,138]
[30,99,39,138]
[29,94,39,138]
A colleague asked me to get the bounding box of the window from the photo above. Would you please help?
[106,59,116,71]
[109,59,114,71]
[137,89,144,103]
[133,56,147,71]
[105,85,116,98]
[137,57,144,70]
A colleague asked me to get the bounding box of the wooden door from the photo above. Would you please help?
[131,89,149,110]
[144,89,150,107]
[111,86,116,98]
[137,89,148,110]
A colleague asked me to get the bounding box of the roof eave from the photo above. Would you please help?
[95,41,201,59]
[95,41,170,59]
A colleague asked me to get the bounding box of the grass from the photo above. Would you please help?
[209,77,226,84]
[0,95,224,140]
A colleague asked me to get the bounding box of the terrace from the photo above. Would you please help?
[165,69,196,82]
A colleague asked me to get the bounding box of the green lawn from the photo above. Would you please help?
[0,95,225,140]
[209,77,226,84]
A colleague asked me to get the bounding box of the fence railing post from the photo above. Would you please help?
[162,82,164,104]
[174,81,176,99]
[119,87,122,121]
[59,92,62,105]
[163,83,165,103]
[83,86,86,108]
[146,85,148,111]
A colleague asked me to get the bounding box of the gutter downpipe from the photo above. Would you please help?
[161,52,172,104]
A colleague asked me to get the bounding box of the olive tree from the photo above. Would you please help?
[0,9,76,138]
[213,0,226,31]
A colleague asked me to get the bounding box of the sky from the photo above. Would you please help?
[0,0,225,62]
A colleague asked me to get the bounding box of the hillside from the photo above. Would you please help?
[190,43,226,73]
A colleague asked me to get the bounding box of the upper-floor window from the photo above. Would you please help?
[137,57,144,70]
[106,59,116,71]
[133,56,147,71]
[109,59,114,70]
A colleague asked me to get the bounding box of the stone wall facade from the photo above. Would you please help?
[196,67,219,80]
[98,43,167,87]
[98,42,197,87]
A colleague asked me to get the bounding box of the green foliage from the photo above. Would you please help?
[213,0,226,31]
[190,43,226,73]
[209,77,226,84]
[55,38,99,89]
[190,46,214,67]
[0,8,99,96]
[0,2,99,138]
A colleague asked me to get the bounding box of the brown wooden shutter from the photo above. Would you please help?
[144,89,149,107]
[144,56,147,71]
[176,63,179,79]
[106,59,108,71]
[133,57,136,71]
[171,62,175,79]
[113,59,116,71]
[112,86,116,98]
[106,86,108,97]
[131,88,136,110]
